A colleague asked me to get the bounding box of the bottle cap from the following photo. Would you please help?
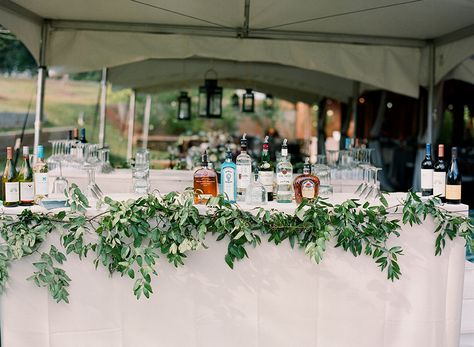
[438,144,444,157]
[201,150,208,165]
[263,136,269,151]
[240,133,248,149]
[281,139,288,156]
[37,145,44,159]
[22,146,29,157]
[73,128,79,139]
[6,147,13,160]
[303,157,311,173]
[345,138,351,150]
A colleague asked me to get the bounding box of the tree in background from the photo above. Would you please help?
[0,26,36,74]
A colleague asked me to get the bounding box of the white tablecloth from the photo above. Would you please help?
[0,190,469,347]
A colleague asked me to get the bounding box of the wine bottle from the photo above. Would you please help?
[258,136,275,202]
[420,143,434,196]
[433,144,447,202]
[446,147,461,204]
[79,128,87,144]
[18,146,34,206]
[2,147,19,207]
[33,145,49,203]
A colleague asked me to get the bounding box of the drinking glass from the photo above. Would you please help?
[132,148,150,194]
[245,172,267,205]
[366,167,383,200]
[52,161,69,197]
[84,163,104,200]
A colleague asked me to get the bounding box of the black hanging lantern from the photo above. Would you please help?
[263,94,274,111]
[231,93,240,110]
[177,91,191,120]
[198,69,223,118]
[242,88,255,113]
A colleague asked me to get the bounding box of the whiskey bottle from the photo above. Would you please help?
[293,158,320,204]
[193,150,218,204]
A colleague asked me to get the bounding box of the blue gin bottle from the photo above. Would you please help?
[220,149,237,202]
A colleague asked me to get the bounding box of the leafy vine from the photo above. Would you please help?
[0,185,472,303]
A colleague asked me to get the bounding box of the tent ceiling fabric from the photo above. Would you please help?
[1,0,473,97]
[108,59,366,103]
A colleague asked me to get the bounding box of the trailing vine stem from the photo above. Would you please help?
[0,185,472,303]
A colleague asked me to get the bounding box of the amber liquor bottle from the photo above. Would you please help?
[193,150,218,204]
[293,158,320,204]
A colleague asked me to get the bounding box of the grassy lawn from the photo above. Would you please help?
[0,76,129,164]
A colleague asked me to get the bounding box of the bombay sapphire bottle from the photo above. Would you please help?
[220,149,237,202]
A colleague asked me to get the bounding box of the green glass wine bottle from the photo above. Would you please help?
[2,146,19,207]
[18,146,34,206]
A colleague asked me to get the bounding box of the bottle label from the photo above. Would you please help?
[420,169,433,189]
[20,182,35,201]
[222,167,236,200]
[34,173,49,196]
[277,169,292,185]
[259,171,274,189]
[5,182,19,203]
[236,164,251,189]
[301,179,316,199]
[432,172,446,197]
[445,185,461,200]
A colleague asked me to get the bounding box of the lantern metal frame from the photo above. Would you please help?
[198,69,223,118]
[242,88,255,113]
[263,94,274,111]
[177,91,192,120]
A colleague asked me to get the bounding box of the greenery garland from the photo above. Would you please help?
[0,184,472,303]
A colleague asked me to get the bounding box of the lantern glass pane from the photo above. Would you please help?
[198,86,208,117]
[208,87,222,118]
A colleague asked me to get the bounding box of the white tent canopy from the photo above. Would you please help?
[1,0,473,150]
[1,0,474,97]
[108,58,369,103]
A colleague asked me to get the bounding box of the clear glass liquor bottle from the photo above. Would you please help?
[276,139,293,203]
[236,133,252,202]
[245,170,267,206]
[258,136,275,202]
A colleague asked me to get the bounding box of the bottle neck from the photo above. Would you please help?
[303,166,311,175]
[425,145,431,158]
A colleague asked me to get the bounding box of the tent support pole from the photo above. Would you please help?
[33,22,48,157]
[127,90,136,161]
[352,81,360,141]
[142,95,151,149]
[98,67,108,148]
[427,42,435,144]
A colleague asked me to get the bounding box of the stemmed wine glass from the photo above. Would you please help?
[365,167,383,200]
[52,161,69,197]
[354,148,374,194]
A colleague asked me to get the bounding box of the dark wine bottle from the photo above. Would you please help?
[446,147,461,204]
[433,144,447,202]
[421,143,434,196]
[79,128,87,143]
